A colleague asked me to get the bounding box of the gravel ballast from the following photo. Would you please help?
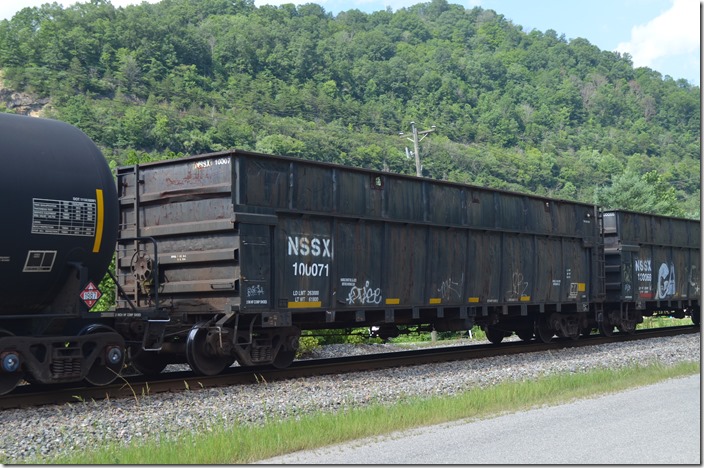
[0,334,699,463]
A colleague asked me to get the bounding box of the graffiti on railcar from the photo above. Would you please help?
[345,280,382,305]
[437,274,464,301]
[506,271,529,302]
[655,262,676,299]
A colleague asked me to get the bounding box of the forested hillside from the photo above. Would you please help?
[0,0,699,217]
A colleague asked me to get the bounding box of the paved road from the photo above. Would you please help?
[257,375,701,464]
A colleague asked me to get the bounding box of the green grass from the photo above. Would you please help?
[638,315,695,329]
[39,360,699,465]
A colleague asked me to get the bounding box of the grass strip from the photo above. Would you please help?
[44,361,699,465]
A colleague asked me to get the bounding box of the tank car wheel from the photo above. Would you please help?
[186,323,235,376]
[79,324,125,386]
[485,325,505,344]
[516,329,533,341]
[0,330,23,396]
[535,317,554,343]
[130,349,169,376]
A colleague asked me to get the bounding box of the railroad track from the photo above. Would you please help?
[1,325,698,410]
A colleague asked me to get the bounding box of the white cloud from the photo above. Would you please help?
[615,0,700,69]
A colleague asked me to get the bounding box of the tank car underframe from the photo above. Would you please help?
[0,263,127,395]
[0,329,125,395]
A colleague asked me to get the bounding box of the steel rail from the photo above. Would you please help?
[0,325,698,410]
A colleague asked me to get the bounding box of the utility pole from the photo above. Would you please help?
[400,121,436,177]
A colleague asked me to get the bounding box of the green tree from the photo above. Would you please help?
[255,134,306,156]
[595,170,685,217]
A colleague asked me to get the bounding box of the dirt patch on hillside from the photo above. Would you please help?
[0,69,51,116]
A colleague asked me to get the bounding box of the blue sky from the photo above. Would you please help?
[1,0,700,85]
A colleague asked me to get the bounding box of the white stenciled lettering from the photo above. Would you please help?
[292,262,330,277]
[299,237,310,256]
[287,236,298,256]
[635,258,653,282]
[194,158,229,170]
[287,236,333,258]
[634,259,652,273]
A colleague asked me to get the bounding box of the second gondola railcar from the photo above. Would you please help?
[603,210,701,329]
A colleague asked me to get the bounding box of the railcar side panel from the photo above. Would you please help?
[425,227,467,305]
[240,223,273,310]
[116,154,240,315]
[427,185,464,225]
[277,217,334,309]
[292,164,334,213]
[466,231,502,303]
[501,234,535,303]
[534,237,561,303]
[337,220,385,308]
[465,188,496,228]
[385,176,425,221]
[384,223,428,306]
[239,157,289,208]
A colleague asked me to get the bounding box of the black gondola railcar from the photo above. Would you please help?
[603,210,701,330]
[113,150,619,374]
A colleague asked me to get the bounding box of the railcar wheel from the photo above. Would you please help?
[516,329,533,341]
[272,332,300,369]
[0,330,23,396]
[599,320,614,337]
[617,320,637,335]
[535,317,554,343]
[272,349,296,369]
[485,325,504,344]
[79,324,125,386]
[691,307,700,327]
[130,349,169,376]
[186,323,235,376]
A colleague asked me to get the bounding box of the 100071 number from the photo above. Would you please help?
[292,262,329,277]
